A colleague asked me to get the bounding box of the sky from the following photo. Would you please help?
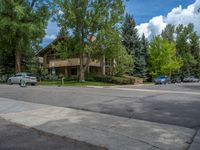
[42,0,200,46]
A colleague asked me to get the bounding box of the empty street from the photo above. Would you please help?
[0,83,200,150]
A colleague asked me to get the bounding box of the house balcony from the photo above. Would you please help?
[48,58,101,68]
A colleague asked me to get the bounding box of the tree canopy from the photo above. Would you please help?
[148,36,182,77]
[53,0,126,81]
[0,0,50,73]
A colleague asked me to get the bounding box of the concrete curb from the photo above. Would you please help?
[189,130,200,150]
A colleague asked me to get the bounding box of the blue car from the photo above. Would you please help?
[154,76,171,85]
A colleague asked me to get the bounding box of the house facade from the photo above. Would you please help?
[38,37,112,78]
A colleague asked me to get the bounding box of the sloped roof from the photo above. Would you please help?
[37,36,64,56]
[37,35,96,56]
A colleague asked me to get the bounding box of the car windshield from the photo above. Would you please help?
[27,73,35,77]
[15,73,22,77]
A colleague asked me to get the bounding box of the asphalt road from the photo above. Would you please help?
[0,83,200,129]
[0,117,106,150]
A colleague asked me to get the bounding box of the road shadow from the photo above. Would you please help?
[86,94,200,129]
[0,118,107,150]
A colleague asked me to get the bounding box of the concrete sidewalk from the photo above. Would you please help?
[0,97,196,150]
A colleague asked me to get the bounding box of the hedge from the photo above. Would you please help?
[86,75,135,85]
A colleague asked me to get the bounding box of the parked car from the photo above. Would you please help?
[183,76,199,82]
[171,76,181,83]
[154,76,171,85]
[7,72,37,85]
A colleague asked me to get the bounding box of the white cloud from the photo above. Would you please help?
[136,23,150,38]
[44,34,57,40]
[137,16,166,39]
[136,0,200,39]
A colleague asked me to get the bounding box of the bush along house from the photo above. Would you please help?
[37,37,113,79]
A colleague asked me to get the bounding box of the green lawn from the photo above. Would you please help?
[38,80,114,87]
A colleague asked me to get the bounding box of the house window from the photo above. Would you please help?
[71,67,77,75]
[105,59,112,67]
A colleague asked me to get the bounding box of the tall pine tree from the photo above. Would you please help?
[122,14,147,78]
[138,34,148,78]
[122,14,138,56]
[161,24,175,42]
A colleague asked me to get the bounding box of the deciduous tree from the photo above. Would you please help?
[53,0,125,81]
[0,0,50,73]
[148,36,182,77]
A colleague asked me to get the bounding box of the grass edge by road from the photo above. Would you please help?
[38,81,114,87]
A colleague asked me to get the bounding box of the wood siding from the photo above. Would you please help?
[48,58,101,68]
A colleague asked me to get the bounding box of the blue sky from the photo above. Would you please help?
[42,0,199,46]
[125,0,195,24]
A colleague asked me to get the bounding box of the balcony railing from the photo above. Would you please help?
[48,58,101,68]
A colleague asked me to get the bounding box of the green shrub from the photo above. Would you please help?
[92,75,135,85]
[42,74,137,85]
[112,76,132,84]
[85,73,96,82]
[123,75,143,84]
[93,75,112,83]
[63,77,76,81]
[0,80,5,84]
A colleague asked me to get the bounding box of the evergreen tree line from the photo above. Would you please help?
[122,14,200,80]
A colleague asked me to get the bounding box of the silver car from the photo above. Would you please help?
[183,76,199,82]
[8,72,37,85]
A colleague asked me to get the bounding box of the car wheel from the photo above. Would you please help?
[19,80,22,85]
[31,83,36,86]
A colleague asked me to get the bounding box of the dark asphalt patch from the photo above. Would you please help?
[0,118,107,150]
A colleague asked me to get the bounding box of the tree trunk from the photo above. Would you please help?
[15,49,21,73]
[79,53,85,82]
[79,69,85,82]
[64,67,68,77]
[79,53,91,82]
[101,55,106,75]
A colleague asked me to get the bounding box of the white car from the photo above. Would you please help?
[8,72,37,85]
